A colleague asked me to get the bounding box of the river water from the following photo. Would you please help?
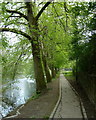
[0,77,36,118]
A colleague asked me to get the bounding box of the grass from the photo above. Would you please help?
[63,70,76,82]
[63,70,72,76]
[27,92,41,102]
[43,115,49,119]
[52,72,60,81]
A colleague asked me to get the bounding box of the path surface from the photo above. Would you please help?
[53,74,83,118]
[6,78,59,118]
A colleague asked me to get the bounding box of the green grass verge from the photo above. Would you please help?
[63,71,76,81]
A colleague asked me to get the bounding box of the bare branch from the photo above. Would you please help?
[36,0,54,21]
[6,9,28,21]
[0,28,31,40]
[38,2,43,6]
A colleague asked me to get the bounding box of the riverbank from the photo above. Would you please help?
[5,77,59,119]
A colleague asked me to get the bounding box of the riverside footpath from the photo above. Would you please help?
[50,74,87,119]
[4,74,87,119]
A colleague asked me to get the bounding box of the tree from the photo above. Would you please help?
[69,2,96,108]
[0,0,54,93]
[39,2,71,76]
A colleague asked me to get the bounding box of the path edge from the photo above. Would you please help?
[49,74,61,119]
[67,77,88,120]
[49,73,88,120]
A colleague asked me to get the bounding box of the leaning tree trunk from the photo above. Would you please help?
[26,2,46,93]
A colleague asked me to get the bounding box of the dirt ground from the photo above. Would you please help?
[6,77,59,119]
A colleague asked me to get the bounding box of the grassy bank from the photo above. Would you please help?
[63,70,76,83]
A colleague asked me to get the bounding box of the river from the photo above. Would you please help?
[0,77,36,118]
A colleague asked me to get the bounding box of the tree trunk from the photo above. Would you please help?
[25,2,47,93]
[30,28,47,92]
[55,67,58,74]
[76,59,78,84]
[42,54,52,83]
[51,66,56,78]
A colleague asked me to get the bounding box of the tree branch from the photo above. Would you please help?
[53,4,66,32]
[4,22,28,28]
[36,0,54,21]
[9,15,22,18]
[0,28,31,40]
[16,6,26,11]
[6,9,28,21]
[25,2,34,20]
[17,22,28,25]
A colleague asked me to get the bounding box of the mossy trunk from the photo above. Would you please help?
[31,40,47,92]
[30,23,47,92]
[26,2,47,92]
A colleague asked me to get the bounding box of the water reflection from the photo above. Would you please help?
[0,77,36,118]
